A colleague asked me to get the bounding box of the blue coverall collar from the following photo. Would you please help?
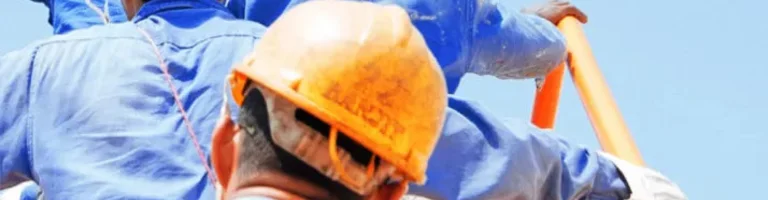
[133,0,233,22]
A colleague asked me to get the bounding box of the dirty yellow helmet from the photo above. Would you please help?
[228,0,447,195]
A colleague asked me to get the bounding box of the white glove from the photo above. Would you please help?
[600,152,688,200]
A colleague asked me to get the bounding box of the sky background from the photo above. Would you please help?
[1,0,765,199]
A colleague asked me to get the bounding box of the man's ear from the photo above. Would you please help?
[212,111,239,190]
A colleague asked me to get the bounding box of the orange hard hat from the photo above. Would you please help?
[228,0,447,193]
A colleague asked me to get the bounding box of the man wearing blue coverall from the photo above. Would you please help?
[1,0,267,198]
[210,2,686,200]
[1,0,687,200]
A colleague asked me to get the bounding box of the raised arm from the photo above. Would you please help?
[408,96,686,200]
[467,1,587,81]
[0,46,36,189]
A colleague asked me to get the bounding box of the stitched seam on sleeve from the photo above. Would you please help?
[25,45,40,184]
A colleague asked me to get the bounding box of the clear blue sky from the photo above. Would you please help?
[0,0,764,199]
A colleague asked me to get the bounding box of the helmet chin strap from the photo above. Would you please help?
[327,127,378,186]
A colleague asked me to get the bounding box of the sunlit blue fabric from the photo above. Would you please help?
[1,0,267,198]
[31,0,128,34]
[407,96,631,200]
[224,94,631,200]
[225,0,566,94]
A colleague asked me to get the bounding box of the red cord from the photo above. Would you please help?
[136,27,218,185]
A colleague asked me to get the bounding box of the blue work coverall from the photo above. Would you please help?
[0,0,266,198]
[408,97,631,199]
[223,2,636,198]
[225,0,566,94]
[218,1,633,198]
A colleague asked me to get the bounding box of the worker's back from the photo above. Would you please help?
[0,0,266,199]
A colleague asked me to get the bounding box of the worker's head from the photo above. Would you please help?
[211,1,448,199]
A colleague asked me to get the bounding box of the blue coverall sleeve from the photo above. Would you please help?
[468,0,566,79]
[0,47,36,185]
[408,96,630,200]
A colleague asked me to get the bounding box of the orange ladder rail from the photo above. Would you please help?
[531,16,645,166]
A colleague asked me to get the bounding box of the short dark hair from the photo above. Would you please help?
[235,89,366,200]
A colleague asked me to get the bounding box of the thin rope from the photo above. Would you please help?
[103,0,111,22]
[85,0,110,24]
[135,27,218,184]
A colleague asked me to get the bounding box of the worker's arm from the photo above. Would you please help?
[408,96,686,200]
[0,47,36,189]
[466,0,578,80]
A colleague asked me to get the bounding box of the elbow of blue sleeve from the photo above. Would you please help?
[469,11,567,80]
[535,23,567,73]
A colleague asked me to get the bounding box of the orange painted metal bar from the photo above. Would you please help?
[558,16,645,166]
[531,63,565,129]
